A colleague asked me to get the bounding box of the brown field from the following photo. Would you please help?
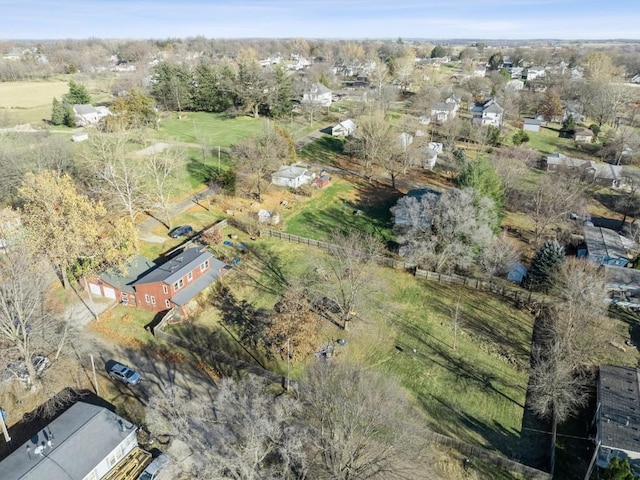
[0,80,69,109]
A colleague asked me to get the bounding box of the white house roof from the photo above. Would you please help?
[0,401,136,480]
[272,165,310,179]
[334,119,355,131]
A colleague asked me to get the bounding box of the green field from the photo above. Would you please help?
[200,238,534,460]
[152,112,266,147]
[282,179,400,244]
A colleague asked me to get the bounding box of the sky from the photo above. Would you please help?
[0,0,639,41]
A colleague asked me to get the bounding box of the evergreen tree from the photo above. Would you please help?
[455,157,504,228]
[526,240,565,292]
[430,45,446,58]
[64,80,91,105]
[512,129,530,146]
[602,458,634,480]
[50,97,65,125]
[561,114,576,135]
[63,103,76,127]
[269,64,293,118]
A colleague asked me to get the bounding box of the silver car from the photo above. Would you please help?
[108,362,142,385]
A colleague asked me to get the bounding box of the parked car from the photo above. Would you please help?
[168,225,193,238]
[138,454,169,480]
[108,362,142,385]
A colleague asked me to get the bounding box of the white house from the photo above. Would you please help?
[526,67,546,80]
[332,119,356,137]
[505,79,525,91]
[73,104,110,126]
[398,132,414,151]
[302,83,332,107]
[271,165,315,188]
[471,99,504,126]
[422,143,443,170]
[0,401,141,480]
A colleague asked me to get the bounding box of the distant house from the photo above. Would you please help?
[595,365,640,475]
[523,118,541,132]
[471,98,504,126]
[526,67,546,81]
[302,83,332,107]
[430,94,461,124]
[0,400,144,480]
[71,133,89,142]
[574,128,594,143]
[543,153,629,188]
[398,132,414,151]
[73,104,110,126]
[84,248,228,315]
[332,119,356,137]
[271,165,315,188]
[584,225,635,268]
[505,79,525,91]
[2,48,26,61]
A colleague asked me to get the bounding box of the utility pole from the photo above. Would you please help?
[90,355,100,397]
[0,408,11,444]
[285,338,291,392]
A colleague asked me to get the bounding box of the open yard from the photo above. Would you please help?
[282,178,400,245]
[152,111,266,147]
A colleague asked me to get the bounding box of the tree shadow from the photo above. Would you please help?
[186,156,218,184]
[235,243,291,297]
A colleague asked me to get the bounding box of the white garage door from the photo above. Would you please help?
[88,283,101,296]
[102,287,116,299]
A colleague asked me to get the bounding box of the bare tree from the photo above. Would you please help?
[311,229,385,330]
[0,243,63,389]
[393,188,496,273]
[301,360,435,480]
[351,113,394,178]
[518,174,585,246]
[529,258,608,474]
[145,147,183,229]
[82,133,150,222]
[478,233,521,280]
[231,124,292,201]
[146,375,308,480]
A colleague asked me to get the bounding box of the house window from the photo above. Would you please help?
[150,296,156,305]
[144,294,150,304]
[173,278,184,292]
[200,259,210,272]
[163,285,168,294]
[165,299,171,309]
[187,271,193,282]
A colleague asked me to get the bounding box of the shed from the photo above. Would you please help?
[523,118,542,133]
[331,119,356,137]
[584,225,633,267]
[71,133,89,142]
[574,128,594,143]
[257,209,280,225]
[507,262,527,284]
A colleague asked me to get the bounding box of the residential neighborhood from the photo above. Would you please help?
[2,7,640,480]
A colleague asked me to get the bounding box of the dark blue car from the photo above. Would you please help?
[169,225,193,238]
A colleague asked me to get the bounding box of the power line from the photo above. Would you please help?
[522,426,592,441]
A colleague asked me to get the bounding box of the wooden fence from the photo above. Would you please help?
[262,229,540,305]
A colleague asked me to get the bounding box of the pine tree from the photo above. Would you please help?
[50,97,65,125]
[602,458,634,480]
[64,80,91,105]
[63,103,76,127]
[526,240,565,292]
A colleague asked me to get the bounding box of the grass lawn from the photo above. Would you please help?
[282,178,400,244]
[297,136,345,164]
[201,238,534,460]
[90,305,161,346]
[152,112,265,147]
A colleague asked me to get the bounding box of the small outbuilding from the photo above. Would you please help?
[331,119,356,137]
[574,128,594,143]
[523,118,542,133]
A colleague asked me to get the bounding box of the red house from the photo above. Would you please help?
[85,248,228,315]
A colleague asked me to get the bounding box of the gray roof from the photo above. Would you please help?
[307,83,331,94]
[272,165,310,180]
[133,248,213,286]
[431,102,455,112]
[0,401,136,480]
[598,365,640,453]
[545,153,592,169]
[99,255,155,293]
[585,226,629,261]
[523,118,542,126]
[73,104,98,116]
[481,99,504,114]
[171,258,226,306]
[604,265,640,291]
